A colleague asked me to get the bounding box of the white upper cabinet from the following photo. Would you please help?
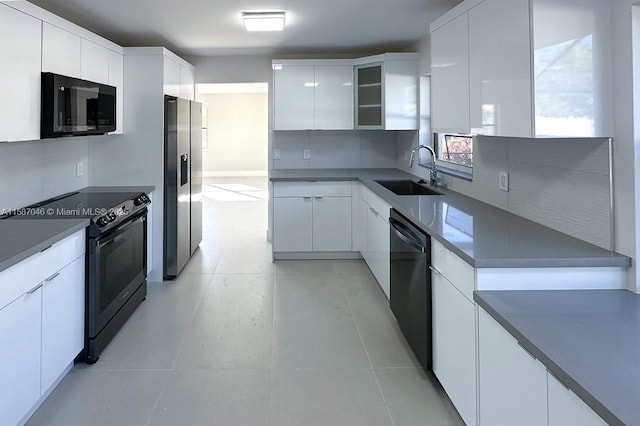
[81,39,109,83]
[355,54,418,130]
[314,65,354,130]
[431,13,470,133]
[180,65,195,101]
[108,50,124,134]
[532,0,612,137]
[432,0,612,137]
[163,56,182,97]
[42,22,81,78]
[468,0,533,137]
[273,64,316,130]
[0,3,42,142]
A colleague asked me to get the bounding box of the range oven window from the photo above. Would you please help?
[96,215,146,313]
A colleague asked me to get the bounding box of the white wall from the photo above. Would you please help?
[198,92,268,176]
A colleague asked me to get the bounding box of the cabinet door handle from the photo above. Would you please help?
[27,283,43,294]
[40,245,53,253]
[547,369,571,391]
[429,265,441,275]
[369,207,378,216]
[517,341,537,361]
[314,196,323,200]
[303,197,312,200]
[45,272,60,282]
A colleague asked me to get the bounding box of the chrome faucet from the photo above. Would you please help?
[409,145,438,187]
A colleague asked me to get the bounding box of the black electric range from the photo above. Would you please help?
[7,189,151,363]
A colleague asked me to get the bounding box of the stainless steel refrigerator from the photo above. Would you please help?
[163,96,203,279]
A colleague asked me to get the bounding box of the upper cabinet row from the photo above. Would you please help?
[163,55,195,101]
[431,0,612,138]
[273,54,419,131]
[0,3,124,142]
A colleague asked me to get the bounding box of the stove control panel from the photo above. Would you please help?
[134,193,151,206]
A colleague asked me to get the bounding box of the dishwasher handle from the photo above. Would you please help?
[390,218,426,253]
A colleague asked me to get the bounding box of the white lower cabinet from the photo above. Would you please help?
[273,197,313,252]
[272,182,352,253]
[478,308,547,426]
[478,307,607,426]
[312,196,352,251]
[358,186,390,298]
[432,271,477,425]
[41,256,85,392]
[547,372,606,426]
[0,288,42,426]
[372,208,390,297]
[0,229,85,426]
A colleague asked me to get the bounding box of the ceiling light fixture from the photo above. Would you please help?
[242,11,286,32]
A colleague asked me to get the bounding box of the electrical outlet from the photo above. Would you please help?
[499,171,509,191]
[303,149,311,160]
[273,149,281,160]
[76,162,84,177]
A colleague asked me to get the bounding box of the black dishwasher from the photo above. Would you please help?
[389,209,432,370]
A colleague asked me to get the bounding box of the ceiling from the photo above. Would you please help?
[28,0,460,58]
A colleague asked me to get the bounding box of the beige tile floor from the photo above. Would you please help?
[27,177,463,426]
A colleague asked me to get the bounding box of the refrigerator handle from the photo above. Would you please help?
[180,154,189,186]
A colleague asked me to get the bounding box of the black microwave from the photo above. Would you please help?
[41,72,116,138]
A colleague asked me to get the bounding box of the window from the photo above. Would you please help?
[434,133,473,179]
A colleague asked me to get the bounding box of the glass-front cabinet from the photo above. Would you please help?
[356,64,383,128]
[354,53,419,130]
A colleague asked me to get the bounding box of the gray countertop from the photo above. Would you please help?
[270,168,630,268]
[0,185,155,275]
[0,218,89,274]
[80,185,156,194]
[474,290,640,426]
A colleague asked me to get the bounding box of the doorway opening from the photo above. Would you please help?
[195,82,268,199]
[194,82,269,251]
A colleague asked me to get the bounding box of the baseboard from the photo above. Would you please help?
[203,171,268,177]
[274,252,363,260]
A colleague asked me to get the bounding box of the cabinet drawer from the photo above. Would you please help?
[431,238,474,301]
[360,185,372,202]
[0,229,85,310]
[368,194,391,223]
[273,181,352,198]
[548,372,606,426]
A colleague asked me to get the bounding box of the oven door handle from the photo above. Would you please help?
[390,219,426,253]
[96,215,145,248]
[98,234,124,248]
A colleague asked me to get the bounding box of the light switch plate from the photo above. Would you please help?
[76,162,84,177]
[273,149,281,160]
[303,149,311,160]
[499,171,509,191]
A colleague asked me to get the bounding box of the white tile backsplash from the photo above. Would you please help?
[397,134,614,249]
[0,137,90,212]
[272,130,397,169]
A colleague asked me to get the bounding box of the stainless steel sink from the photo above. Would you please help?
[375,180,442,196]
